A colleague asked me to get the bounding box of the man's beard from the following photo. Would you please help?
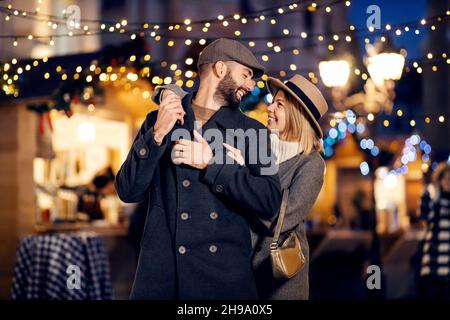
[214,71,241,108]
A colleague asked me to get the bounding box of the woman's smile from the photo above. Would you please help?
[267,113,277,126]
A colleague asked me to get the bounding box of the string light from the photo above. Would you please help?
[1,5,447,58]
[0,0,351,43]
[2,46,448,99]
[2,12,449,99]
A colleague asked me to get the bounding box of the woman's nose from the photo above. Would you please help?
[267,102,276,112]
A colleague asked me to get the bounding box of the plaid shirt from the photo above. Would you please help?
[11,233,113,300]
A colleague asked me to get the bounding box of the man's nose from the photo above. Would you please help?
[243,80,255,92]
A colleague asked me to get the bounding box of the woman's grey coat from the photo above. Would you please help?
[251,152,325,300]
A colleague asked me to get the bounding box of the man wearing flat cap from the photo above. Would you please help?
[115,38,281,299]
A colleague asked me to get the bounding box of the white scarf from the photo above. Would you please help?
[270,132,303,165]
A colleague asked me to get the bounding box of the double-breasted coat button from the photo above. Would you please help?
[215,185,223,193]
[182,179,191,188]
[210,212,218,220]
[139,148,147,156]
[209,245,218,253]
[178,246,187,255]
[180,212,189,220]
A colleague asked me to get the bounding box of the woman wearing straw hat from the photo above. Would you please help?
[243,74,328,300]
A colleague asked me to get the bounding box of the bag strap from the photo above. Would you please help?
[270,189,289,250]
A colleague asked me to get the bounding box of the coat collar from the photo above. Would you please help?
[177,91,245,133]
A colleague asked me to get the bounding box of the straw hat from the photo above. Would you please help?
[267,75,328,138]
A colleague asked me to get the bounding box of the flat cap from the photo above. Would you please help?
[197,38,264,78]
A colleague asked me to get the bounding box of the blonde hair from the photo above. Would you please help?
[280,89,323,155]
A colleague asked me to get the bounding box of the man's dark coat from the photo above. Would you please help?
[115,92,281,299]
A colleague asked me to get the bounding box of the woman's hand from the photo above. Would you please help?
[223,143,245,166]
[172,130,213,170]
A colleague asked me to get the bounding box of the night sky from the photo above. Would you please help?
[348,0,427,59]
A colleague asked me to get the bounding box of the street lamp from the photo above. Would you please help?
[318,60,351,88]
[318,58,352,110]
[361,43,406,114]
[318,40,405,114]
[366,51,405,88]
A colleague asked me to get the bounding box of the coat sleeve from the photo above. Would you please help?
[252,154,325,234]
[115,110,169,203]
[200,121,281,220]
[279,155,325,232]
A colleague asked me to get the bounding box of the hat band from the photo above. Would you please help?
[285,81,321,121]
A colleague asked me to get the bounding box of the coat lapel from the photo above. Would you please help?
[213,106,245,132]
[173,91,196,133]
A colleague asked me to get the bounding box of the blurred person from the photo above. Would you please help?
[351,190,376,231]
[419,162,450,299]
[76,167,116,221]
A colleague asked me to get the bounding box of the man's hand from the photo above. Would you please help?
[153,90,185,145]
[160,89,177,102]
[172,130,213,170]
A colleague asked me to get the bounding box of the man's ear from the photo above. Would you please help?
[213,61,228,79]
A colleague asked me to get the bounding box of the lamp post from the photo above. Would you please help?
[366,52,405,87]
[319,41,407,284]
[363,42,405,114]
[319,40,405,115]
